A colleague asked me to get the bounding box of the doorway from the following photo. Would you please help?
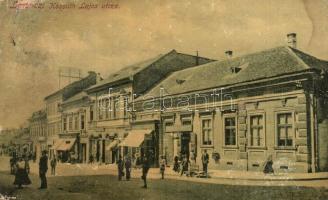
[180,132,191,158]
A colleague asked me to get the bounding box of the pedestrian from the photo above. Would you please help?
[124,156,132,181]
[39,150,48,189]
[173,155,179,172]
[180,156,190,177]
[33,152,36,163]
[50,157,57,175]
[201,150,209,177]
[159,155,166,179]
[89,154,94,164]
[263,155,274,174]
[10,156,16,175]
[190,150,196,164]
[141,155,150,188]
[13,157,31,189]
[117,156,124,181]
[24,155,30,174]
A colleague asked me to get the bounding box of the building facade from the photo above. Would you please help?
[133,45,328,173]
[29,109,47,160]
[44,71,100,160]
[86,49,215,165]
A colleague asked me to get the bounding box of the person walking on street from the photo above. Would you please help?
[117,156,124,181]
[50,157,57,175]
[39,150,48,189]
[159,155,166,179]
[201,150,209,177]
[180,156,190,177]
[24,155,30,174]
[124,156,132,181]
[10,156,16,175]
[141,155,150,188]
[13,157,31,189]
[173,155,179,172]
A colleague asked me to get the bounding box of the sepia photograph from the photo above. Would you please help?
[0,0,328,199]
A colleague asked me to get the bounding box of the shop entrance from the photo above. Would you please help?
[180,132,191,158]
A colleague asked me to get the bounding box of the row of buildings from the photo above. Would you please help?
[28,33,328,173]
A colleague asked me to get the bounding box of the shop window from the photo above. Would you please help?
[250,115,265,147]
[201,119,213,146]
[224,116,236,146]
[277,113,293,146]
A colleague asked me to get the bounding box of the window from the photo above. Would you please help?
[98,101,103,120]
[201,119,212,145]
[68,116,73,130]
[250,115,264,146]
[81,115,85,130]
[277,113,293,146]
[123,97,128,118]
[105,99,110,119]
[90,105,94,121]
[74,116,78,130]
[113,98,119,119]
[224,117,236,146]
[63,117,67,131]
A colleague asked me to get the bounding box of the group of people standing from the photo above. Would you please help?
[173,150,210,177]
[11,150,49,190]
[116,154,151,188]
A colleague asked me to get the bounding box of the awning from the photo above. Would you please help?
[55,138,76,151]
[106,140,119,151]
[118,130,152,147]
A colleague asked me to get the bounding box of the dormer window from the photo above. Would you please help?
[231,67,241,73]
[176,79,186,84]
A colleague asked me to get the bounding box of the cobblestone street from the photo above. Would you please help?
[1,157,328,200]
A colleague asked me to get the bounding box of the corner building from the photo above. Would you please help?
[133,46,328,173]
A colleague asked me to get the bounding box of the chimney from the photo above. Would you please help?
[287,33,297,48]
[225,50,233,59]
[196,51,199,65]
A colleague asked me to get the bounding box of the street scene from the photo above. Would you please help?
[1,0,328,199]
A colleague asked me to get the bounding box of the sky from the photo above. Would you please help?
[0,0,327,128]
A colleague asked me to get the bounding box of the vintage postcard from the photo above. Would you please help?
[0,0,328,199]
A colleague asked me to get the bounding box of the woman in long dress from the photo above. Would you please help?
[13,158,31,189]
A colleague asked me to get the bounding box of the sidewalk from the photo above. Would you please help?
[2,156,327,188]
[27,160,328,181]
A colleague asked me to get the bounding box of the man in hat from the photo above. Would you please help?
[39,150,48,189]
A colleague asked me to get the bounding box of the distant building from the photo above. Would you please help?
[28,109,47,160]
[133,42,328,173]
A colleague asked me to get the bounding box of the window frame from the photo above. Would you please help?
[248,112,266,148]
[200,116,213,147]
[223,114,238,147]
[63,117,67,131]
[274,110,295,149]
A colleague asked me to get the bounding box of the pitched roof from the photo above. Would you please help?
[142,46,328,99]
[86,53,168,91]
[62,91,88,105]
[86,50,215,92]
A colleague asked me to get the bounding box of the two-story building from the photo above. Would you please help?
[45,71,100,160]
[86,50,215,165]
[133,35,328,173]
